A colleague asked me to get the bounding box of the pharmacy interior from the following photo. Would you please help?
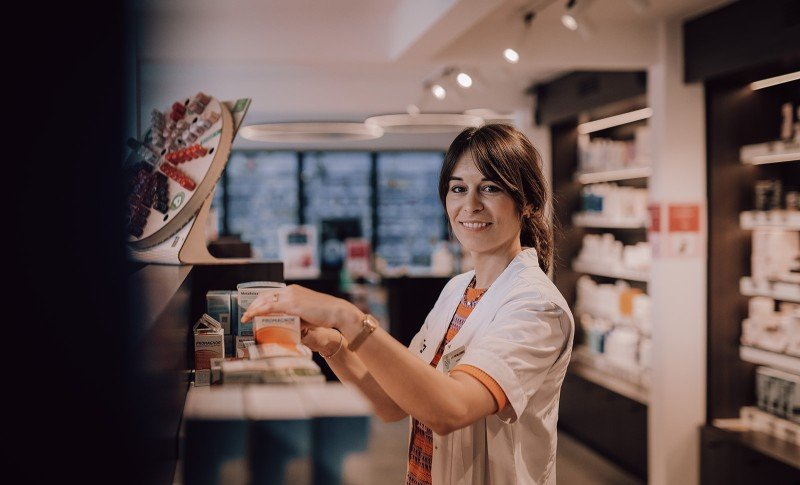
[118,1,800,484]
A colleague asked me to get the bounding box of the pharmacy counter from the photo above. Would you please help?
[181,382,372,485]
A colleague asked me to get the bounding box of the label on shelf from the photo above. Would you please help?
[666,203,703,258]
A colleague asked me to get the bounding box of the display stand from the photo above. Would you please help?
[126,96,251,264]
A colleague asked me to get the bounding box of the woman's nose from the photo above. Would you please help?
[463,192,483,212]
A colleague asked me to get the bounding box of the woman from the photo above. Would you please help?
[243,124,574,484]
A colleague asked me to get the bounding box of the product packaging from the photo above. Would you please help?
[236,281,285,336]
[193,314,225,371]
[254,314,301,351]
[235,335,256,358]
[755,366,800,424]
[206,291,232,334]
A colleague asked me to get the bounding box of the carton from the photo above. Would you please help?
[254,314,301,350]
[206,290,232,334]
[193,314,224,370]
[236,281,285,336]
[235,335,256,358]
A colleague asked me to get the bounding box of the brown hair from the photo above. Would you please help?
[438,124,554,273]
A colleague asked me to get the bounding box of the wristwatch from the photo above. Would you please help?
[347,313,378,352]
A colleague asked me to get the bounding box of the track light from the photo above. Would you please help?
[457,72,473,88]
[749,71,800,90]
[431,84,446,100]
[503,11,535,64]
[561,0,594,38]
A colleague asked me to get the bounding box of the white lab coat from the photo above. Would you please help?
[408,248,574,484]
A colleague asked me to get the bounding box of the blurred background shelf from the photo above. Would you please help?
[739,211,800,230]
[739,346,800,375]
[573,260,649,282]
[740,277,800,303]
[573,213,648,229]
[740,140,800,165]
[574,166,652,184]
[570,349,649,405]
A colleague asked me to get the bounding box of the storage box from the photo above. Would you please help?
[193,314,224,370]
[206,291,232,334]
[236,281,285,336]
[254,314,301,350]
[756,365,800,423]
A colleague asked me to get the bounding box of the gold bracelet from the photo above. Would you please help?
[320,329,344,358]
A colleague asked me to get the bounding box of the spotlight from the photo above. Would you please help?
[561,0,594,38]
[503,11,534,64]
[431,84,446,100]
[457,72,473,88]
[503,48,520,64]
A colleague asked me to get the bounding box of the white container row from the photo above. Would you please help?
[577,126,651,174]
[579,183,649,222]
[576,276,651,332]
[575,233,651,274]
[741,296,800,356]
[751,228,800,285]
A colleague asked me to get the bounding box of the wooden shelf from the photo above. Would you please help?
[740,140,800,165]
[575,166,652,184]
[573,213,648,229]
[740,346,800,374]
[573,260,649,282]
[740,277,800,302]
[569,351,649,405]
[706,425,800,471]
[740,211,800,230]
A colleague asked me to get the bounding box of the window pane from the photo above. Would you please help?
[226,151,299,259]
[377,152,446,269]
[302,152,372,246]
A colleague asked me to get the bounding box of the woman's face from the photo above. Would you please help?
[445,154,523,258]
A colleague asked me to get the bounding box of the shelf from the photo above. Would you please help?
[740,140,800,165]
[575,166,652,184]
[705,425,800,471]
[740,346,800,374]
[740,211,800,230]
[570,348,649,405]
[573,213,648,229]
[572,260,649,282]
[740,277,800,302]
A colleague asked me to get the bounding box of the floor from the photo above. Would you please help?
[176,417,644,484]
[327,418,643,485]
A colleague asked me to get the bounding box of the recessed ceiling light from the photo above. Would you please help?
[431,84,446,100]
[365,113,483,134]
[457,73,473,88]
[503,48,520,64]
[240,122,384,142]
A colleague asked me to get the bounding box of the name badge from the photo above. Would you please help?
[442,346,466,373]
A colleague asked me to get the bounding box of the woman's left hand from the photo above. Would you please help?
[241,284,361,330]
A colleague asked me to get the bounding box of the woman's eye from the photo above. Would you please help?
[482,185,501,193]
[450,185,466,193]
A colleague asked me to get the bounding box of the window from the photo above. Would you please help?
[225,151,299,259]
[376,152,446,269]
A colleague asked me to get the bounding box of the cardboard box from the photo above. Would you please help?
[206,291,232,334]
[193,314,224,370]
[236,281,284,336]
[254,314,301,349]
[235,335,256,358]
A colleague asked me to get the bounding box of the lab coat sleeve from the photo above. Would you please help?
[456,291,567,423]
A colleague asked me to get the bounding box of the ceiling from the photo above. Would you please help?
[135,0,729,149]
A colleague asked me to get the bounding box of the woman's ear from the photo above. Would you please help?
[522,204,534,218]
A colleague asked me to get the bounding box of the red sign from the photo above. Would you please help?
[668,204,700,232]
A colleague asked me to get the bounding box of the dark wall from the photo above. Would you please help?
[9,1,135,484]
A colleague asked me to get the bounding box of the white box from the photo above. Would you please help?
[254,314,301,349]
[206,291,232,334]
[193,314,224,370]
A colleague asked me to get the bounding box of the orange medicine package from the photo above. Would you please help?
[254,314,301,350]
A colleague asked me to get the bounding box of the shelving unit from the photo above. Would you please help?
[739,211,800,230]
[692,1,800,478]
[574,166,652,184]
[739,346,800,375]
[740,277,800,303]
[572,260,649,282]
[536,70,650,480]
[572,212,648,229]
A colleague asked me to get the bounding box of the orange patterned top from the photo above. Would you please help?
[406,284,508,485]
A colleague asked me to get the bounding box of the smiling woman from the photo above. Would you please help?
[242,123,574,485]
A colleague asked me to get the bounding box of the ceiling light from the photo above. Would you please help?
[503,48,520,64]
[577,107,653,134]
[365,113,483,134]
[240,122,384,142]
[504,11,535,64]
[749,70,800,90]
[431,84,446,100]
[457,72,473,88]
[561,0,594,38]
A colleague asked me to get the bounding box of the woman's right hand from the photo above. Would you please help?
[301,323,346,356]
